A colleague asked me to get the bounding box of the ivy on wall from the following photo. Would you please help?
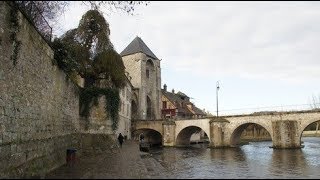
[7,3,21,66]
[79,87,120,130]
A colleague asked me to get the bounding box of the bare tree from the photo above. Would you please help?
[14,1,70,22]
[82,1,149,15]
[310,94,320,109]
[14,1,149,21]
[310,94,320,134]
[11,1,149,41]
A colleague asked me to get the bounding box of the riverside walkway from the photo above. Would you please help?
[45,140,157,179]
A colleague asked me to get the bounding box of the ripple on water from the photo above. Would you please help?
[148,139,320,179]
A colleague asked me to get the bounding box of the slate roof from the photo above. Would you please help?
[120,36,158,59]
[177,91,188,98]
[162,89,206,116]
[162,90,191,115]
[192,105,206,116]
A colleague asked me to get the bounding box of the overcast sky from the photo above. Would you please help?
[54,1,320,115]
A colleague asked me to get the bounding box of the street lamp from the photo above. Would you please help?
[216,81,220,118]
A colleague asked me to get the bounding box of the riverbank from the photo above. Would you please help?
[302,130,320,137]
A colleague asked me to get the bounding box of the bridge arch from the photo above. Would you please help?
[229,122,272,147]
[175,119,211,145]
[132,128,162,146]
[176,125,209,146]
[299,119,320,143]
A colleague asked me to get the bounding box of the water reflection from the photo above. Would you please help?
[209,147,250,178]
[269,148,309,178]
[146,137,320,179]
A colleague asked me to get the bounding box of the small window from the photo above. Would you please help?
[163,101,167,109]
[146,69,149,78]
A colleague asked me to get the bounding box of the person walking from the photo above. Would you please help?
[140,133,145,143]
[118,133,124,148]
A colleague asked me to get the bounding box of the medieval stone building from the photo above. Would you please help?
[86,36,162,139]
[120,36,162,121]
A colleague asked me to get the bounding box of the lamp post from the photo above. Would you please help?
[216,81,220,118]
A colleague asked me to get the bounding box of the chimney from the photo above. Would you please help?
[172,89,175,94]
[163,84,167,92]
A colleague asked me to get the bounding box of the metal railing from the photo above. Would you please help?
[10,1,52,43]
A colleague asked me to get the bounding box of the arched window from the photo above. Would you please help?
[146,59,154,79]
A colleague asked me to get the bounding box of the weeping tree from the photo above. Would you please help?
[52,10,126,130]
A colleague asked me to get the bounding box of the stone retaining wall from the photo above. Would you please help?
[0,2,81,178]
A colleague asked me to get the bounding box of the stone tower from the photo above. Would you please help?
[120,36,161,120]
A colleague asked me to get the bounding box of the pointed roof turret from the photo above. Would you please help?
[120,36,158,59]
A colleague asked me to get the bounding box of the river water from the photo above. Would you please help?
[145,137,320,179]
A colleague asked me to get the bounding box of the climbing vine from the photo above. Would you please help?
[52,9,126,131]
[80,87,120,130]
[8,3,21,66]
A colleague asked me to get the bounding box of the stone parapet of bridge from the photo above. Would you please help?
[131,110,320,149]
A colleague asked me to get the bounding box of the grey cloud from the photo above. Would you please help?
[56,2,320,85]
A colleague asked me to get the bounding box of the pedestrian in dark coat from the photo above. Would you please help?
[118,133,124,148]
[140,133,145,143]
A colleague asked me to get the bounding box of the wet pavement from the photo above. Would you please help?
[45,140,154,179]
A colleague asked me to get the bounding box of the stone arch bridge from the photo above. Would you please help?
[131,110,320,148]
